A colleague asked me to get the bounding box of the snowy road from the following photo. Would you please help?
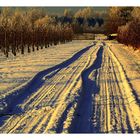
[0,40,140,133]
[70,43,140,133]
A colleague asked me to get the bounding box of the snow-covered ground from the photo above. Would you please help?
[0,40,92,98]
[108,42,140,99]
[0,37,140,133]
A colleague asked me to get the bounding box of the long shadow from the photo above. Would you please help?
[70,46,103,133]
[0,44,95,117]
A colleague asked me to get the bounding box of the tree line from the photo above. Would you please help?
[106,7,140,50]
[0,8,73,57]
[62,8,104,33]
[0,7,105,57]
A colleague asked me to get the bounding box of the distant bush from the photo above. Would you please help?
[105,7,133,34]
[106,7,140,50]
[117,8,140,50]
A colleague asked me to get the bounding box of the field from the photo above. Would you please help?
[0,35,140,133]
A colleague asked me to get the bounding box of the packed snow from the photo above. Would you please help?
[0,36,140,133]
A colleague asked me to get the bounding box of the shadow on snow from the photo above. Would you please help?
[70,46,103,133]
[0,43,95,120]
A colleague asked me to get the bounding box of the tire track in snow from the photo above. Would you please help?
[1,40,140,133]
[0,42,98,133]
[70,42,140,133]
[0,44,93,116]
[108,47,140,132]
[54,45,100,133]
[109,46,140,105]
[43,44,99,133]
[70,45,104,133]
